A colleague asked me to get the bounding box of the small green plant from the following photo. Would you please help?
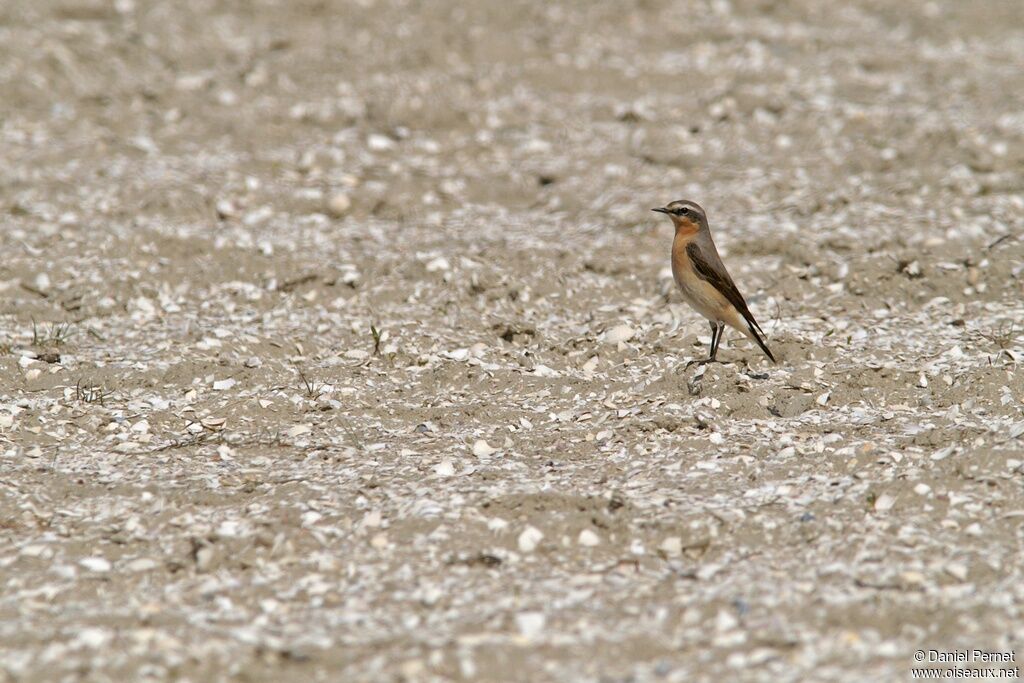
[74,378,112,405]
[31,319,74,347]
[297,369,325,400]
[979,321,1017,351]
[370,324,383,355]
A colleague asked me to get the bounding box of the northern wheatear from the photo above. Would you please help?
[653,200,776,365]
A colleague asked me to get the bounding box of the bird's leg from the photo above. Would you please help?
[709,321,724,361]
[686,321,722,368]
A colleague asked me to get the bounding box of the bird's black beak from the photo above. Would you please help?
[652,207,670,214]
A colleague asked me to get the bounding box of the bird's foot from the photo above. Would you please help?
[685,357,715,369]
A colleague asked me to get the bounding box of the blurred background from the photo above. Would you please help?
[4,0,1022,238]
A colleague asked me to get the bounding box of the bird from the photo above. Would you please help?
[652,200,776,365]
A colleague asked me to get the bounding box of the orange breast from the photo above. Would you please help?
[671,230,737,325]
[671,230,695,275]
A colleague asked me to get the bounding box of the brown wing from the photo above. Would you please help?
[686,241,765,337]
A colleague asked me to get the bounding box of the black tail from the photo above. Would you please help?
[747,321,776,363]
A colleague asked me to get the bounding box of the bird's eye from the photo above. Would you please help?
[677,207,689,215]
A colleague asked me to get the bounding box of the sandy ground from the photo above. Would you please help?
[2,1,1024,681]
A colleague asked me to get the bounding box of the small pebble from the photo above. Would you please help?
[518,526,544,553]
[601,324,635,345]
[327,193,352,217]
[874,493,896,512]
[659,537,682,557]
[212,378,236,391]
[472,439,498,457]
[79,557,111,573]
[515,612,546,639]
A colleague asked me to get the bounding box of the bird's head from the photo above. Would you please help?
[652,200,707,234]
